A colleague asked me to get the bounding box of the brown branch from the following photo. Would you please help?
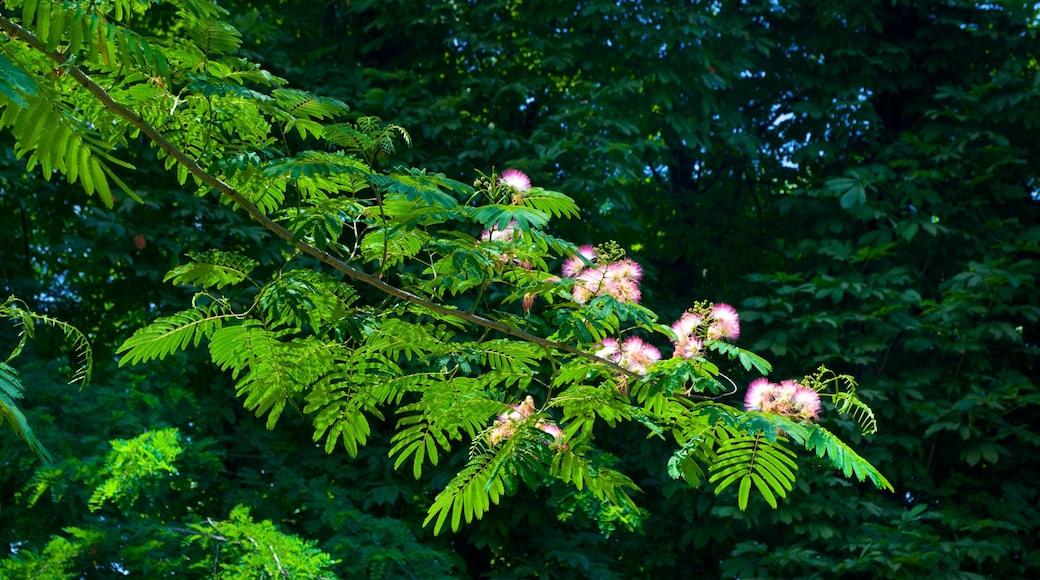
[0,13,660,382]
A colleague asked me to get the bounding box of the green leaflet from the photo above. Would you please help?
[0,53,37,107]
[208,322,305,429]
[0,87,134,208]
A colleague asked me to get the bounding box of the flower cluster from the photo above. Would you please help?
[744,378,822,422]
[595,336,662,375]
[562,245,643,304]
[591,336,661,395]
[488,395,566,447]
[670,302,740,359]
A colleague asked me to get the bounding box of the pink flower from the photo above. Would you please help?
[522,292,536,314]
[537,421,568,447]
[489,396,534,446]
[745,378,775,411]
[619,336,661,374]
[611,259,643,283]
[595,336,660,375]
[480,219,520,242]
[606,278,642,303]
[513,395,536,418]
[563,245,598,277]
[562,247,645,305]
[708,303,740,341]
[500,169,532,192]
[671,311,704,337]
[792,385,822,421]
[488,395,569,448]
[671,311,706,359]
[488,421,515,446]
[603,261,642,303]
[572,266,606,304]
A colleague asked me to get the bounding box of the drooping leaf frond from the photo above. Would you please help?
[304,347,398,455]
[422,434,553,540]
[208,322,304,428]
[708,429,798,510]
[0,87,135,208]
[389,386,503,479]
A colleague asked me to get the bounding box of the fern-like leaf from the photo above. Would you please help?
[186,18,242,56]
[389,378,504,479]
[0,87,135,208]
[208,322,300,428]
[28,312,93,385]
[389,408,455,479]
[367,169,464,209]
[797,424,894,491]
[709,432,798,510]
[468,204,551,232]
[305,347,398,454]
[550,447,641,510]
[118,305,235,365]
[423,447,510,535]
[164,250,258,290]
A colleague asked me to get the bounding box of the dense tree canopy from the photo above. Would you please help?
[2,0,1038,578]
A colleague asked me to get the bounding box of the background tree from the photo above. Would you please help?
[2,0,1038,578]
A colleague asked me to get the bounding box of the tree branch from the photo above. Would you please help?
[0,13,661,382]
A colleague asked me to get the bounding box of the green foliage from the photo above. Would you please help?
[16,0,1035,576]
[87,427,182,511]
[186,505,336,579]
[0,531,86,579]
[1,0,887,529]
